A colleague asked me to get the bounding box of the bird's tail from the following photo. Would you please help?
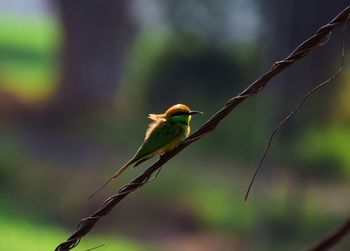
[88,158,136,199]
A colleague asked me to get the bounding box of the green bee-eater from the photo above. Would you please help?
[89,104,203,198]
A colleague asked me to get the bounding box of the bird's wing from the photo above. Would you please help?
[134,122,183,162]
[145,114,166,139]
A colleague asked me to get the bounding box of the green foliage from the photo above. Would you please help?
[190,180,255,233]
[0,210,155,251]
[0,13,60,100]
[297,123,350,178]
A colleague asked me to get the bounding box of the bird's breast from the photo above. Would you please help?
[157,125,189,155]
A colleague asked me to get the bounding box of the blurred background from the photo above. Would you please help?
[1,0,350,250]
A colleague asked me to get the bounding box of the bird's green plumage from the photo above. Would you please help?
[134,120,187,160]
[89,104,201,198]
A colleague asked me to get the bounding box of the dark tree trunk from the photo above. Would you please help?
[53,0,136,114]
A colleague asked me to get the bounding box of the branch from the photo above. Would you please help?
[55,6,350,251]
[304,217,350,251]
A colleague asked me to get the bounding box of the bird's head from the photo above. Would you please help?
[163,104,203,124]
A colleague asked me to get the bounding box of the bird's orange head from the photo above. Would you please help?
[164,104,191,117]
[165,104,203,118]
[148,104,202,123]
[165,104,203,123]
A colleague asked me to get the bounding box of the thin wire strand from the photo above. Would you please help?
[244,14,348,201]
[84,244,105,251]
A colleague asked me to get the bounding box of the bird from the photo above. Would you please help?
[89,104,203,198]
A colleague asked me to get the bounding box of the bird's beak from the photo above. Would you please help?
[189,110,203,115]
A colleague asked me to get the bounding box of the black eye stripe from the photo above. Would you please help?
[171,111,189,117]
